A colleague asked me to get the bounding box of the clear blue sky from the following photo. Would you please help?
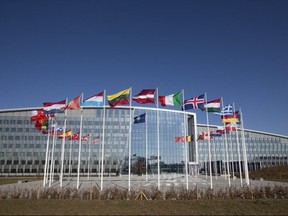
[1,0,287,136]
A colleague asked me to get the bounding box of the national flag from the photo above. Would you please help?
[201,98,221,112]
[31,109,48,122]
[70,132,80,140]
[34,119,48,131]
[58,129,72,138]
[214,104,233,116]
[51,126,64,135]
[134,113,146,124]
[91,136,100,143]
[174,135,192,142]
[225,123,237,132]
[197,132,211,140]
[158,91,182,106]
[81,92,104,107]
[216,126,229,134]
[43,100,66,114]
[64,95,81,110]
[221,111,240,123]
[210,131,222,137]
[183,94,205,110]
[175,136,185,142]
[132,89,155,104]
[107,88,130,107]
[82,134,90,141]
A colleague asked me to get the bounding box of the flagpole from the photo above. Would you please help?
[77,107,83,189]
[233,103,243,187]
[43,116,51,187]
[46,118,54,186]
[145,113,148,182]
[228,127,235,179]
[182,89,189,190]
[211,136,217,180]
[156,87,160,190]
[49,123,57,188]
[128,87,133,191]
[239,108,250,186]
[100,90,106,191]
[87,133,91,180]
[204,93,213,189]
[221,98,231,187]
[69,130,73,178]
[60,98,68,188]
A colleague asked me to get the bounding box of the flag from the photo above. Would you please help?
[132,89,155,104]
[158,91,182,106]
[210,131,222,137]
[31,109,48,122]
[58,129,72,138]
[183,94,205,110]
[201,98,221,112]
[107,88,130,107]
[197,132,211,140]
[91,136,100,143]
[70,132,80,140]
[64,95,81,110]
[175,136,185,142]
[34,119,48,130]
[175,135,192,142]
[43,100,66,114]
[221,111,240,123]
[82,134,90,141]
[134,113,146,124]
[214,104,233,116]
[225,123,237,132]
[81,92,104,107]
[186,135,192,142]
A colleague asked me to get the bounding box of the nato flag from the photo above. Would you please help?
[134,113,146,124]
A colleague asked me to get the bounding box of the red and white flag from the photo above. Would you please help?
[132,89,155,104]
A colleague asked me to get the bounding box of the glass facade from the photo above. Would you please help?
[0,107,287,176]
[0,107,197,175]
[197,125,288,174]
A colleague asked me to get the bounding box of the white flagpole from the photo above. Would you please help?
[145,113,148,182]
[239,108,250,186]
[128,87,133,191]
[69,130,73,177]
[228,127,235,179]
[77,107,83,189]
[60,98,68,188]
[211,138,218,180]
[156,87,160,190]
[221,98,231,187]
[182,89,189,190]
[49,123,57,188]
[204,93,213,189]
[46,118,55,185]
[100,90,106,190]
[43,116,52,187]
[87,133,91,180]
[233,103,243,187]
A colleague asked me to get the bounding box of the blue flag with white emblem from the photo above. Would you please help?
[134,113,146,124]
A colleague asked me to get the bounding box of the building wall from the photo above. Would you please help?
[0,107,197,175]
[0,108,287,175]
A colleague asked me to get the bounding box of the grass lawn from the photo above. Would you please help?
[1,199,288,215]
[0,176,40,185]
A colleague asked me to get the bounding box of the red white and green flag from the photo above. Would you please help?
[158,91,182,106]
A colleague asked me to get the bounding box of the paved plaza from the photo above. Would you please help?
[1,173,287,192]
